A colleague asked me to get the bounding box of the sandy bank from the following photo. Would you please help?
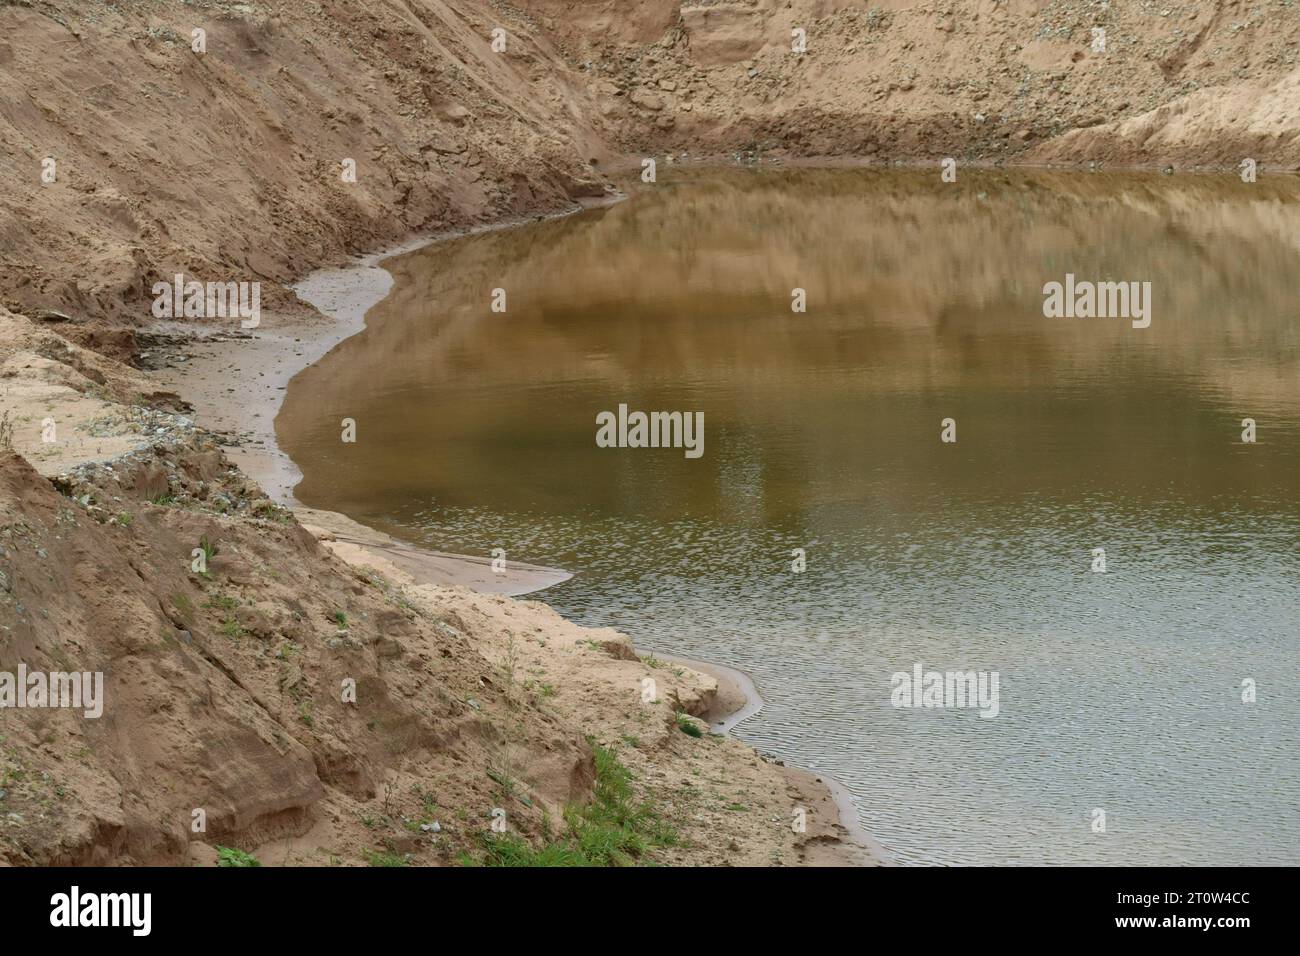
[150,225,581,597]
[0,311,878,865]
[305,516,882,866]
[150,189,881,865]
[662,652,891,866]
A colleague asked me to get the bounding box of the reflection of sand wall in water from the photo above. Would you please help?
[295,169,1300,409]
[277,168,1300,518]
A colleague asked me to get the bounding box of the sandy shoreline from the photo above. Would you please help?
[155,187,885,865]
[662,652,892,865]
[151,217,597,597]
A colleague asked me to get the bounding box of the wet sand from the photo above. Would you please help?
[152,233,572,596]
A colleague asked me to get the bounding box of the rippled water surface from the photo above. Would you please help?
[280,168,1300,865]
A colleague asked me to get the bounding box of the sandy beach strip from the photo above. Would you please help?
[151,228,574,596]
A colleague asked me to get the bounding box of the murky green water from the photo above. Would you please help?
[280,168,1300,865]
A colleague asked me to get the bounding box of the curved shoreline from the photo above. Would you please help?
[154,206,609,596]
[661,652,893,865]
[163,176,890,865]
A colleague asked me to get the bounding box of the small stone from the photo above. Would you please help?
[630,88,665,111]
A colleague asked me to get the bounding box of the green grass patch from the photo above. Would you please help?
[366,850,409,867]
[464,743,675,867]
[675,712,703,738]
[216,846,261,868]
[169,592,195,625]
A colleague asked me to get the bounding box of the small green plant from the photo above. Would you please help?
[466,743,675,867]
[330,610,348,628]
[169,593,194,624]
[216,846,261,868]
[486,767,517,798]
[501,634,519,701]
[676,713,702,738]
[366,850,409,867]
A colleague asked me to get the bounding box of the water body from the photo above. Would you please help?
[279,168,1300,865]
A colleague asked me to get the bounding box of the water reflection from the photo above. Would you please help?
[280,168,1300,864]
